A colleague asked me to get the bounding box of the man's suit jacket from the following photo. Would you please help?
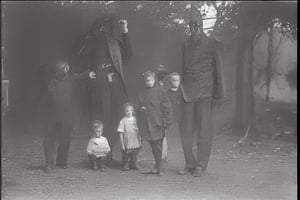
[181,35,226,102]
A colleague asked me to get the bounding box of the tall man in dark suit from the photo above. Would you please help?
[178,8,226,177]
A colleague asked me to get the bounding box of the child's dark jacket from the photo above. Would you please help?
[137,84,173,141]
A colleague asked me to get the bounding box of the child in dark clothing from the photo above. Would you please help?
[155,65,171,162]
[166,72,183,153]
[42,60,96,173]
[167,72,182,124]
[138,70,172,176]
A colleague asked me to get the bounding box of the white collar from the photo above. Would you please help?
[170,87,179,91]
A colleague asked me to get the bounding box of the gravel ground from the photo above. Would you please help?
[1,122,297,200]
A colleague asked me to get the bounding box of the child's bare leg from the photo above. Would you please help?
[121,150,130,171]
[129,148,140,170]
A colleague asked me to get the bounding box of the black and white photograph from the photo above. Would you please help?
[1,1,297,200]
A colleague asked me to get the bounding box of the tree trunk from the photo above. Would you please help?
[234,29,246,131]
[247,40,255,135]
[266,27,273,104]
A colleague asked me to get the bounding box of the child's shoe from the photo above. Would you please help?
[122,163,130,171]
[55,163,67,169]
[130,163,140,170]
[100,164,106,172]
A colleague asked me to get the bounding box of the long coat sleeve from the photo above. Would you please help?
[213,41,226,99]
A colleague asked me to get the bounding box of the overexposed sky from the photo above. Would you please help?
[201,4,217,34]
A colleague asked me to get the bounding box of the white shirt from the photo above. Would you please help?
[117,116,142,149]
[86,136,111,158]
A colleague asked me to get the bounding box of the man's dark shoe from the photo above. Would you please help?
[100,165,106,172]
[141,168,158,175]
[157,171,164,176]
[55,163,67,169]
[193,167,203,177]
[177,167,194,175]
[44,165,54,173]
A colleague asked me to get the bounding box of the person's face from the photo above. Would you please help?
[125,105,134,118]
[56,63,69,76]
[170,75,180,89]
[156,70,168,81]
[95,20,112,37]
[63,64,70,73]
[189,21,203,38]
[93,126,103,138]
[145,76,155,88]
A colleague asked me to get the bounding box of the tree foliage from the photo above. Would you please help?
[53,1,297,41]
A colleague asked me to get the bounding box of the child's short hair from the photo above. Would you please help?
[142,70,156,79]
[123,102,135,111]
[91,120,103,128]
[169,72,180,79]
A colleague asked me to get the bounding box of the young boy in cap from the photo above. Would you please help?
[42,60,96,173]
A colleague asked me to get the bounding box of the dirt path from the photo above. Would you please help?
[1,125,297,200]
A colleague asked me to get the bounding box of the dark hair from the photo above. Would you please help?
[142,70,159,87]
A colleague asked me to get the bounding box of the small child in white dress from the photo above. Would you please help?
[117,102,142,171]
[86,120,111,171]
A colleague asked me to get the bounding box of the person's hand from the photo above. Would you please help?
[89,71,96,79]
[163,122,171,129]
[119,19,128,33]
[121,145,126,151]
[212,97,225,107]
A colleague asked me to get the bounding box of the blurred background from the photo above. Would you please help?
[1,1,297,139]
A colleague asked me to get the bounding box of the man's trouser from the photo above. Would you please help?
[179,98,213,170]
[44,119,72,167]
[148,138,163,171]
[121,147,140,166]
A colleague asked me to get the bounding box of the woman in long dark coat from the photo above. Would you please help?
[73,12,132,162]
